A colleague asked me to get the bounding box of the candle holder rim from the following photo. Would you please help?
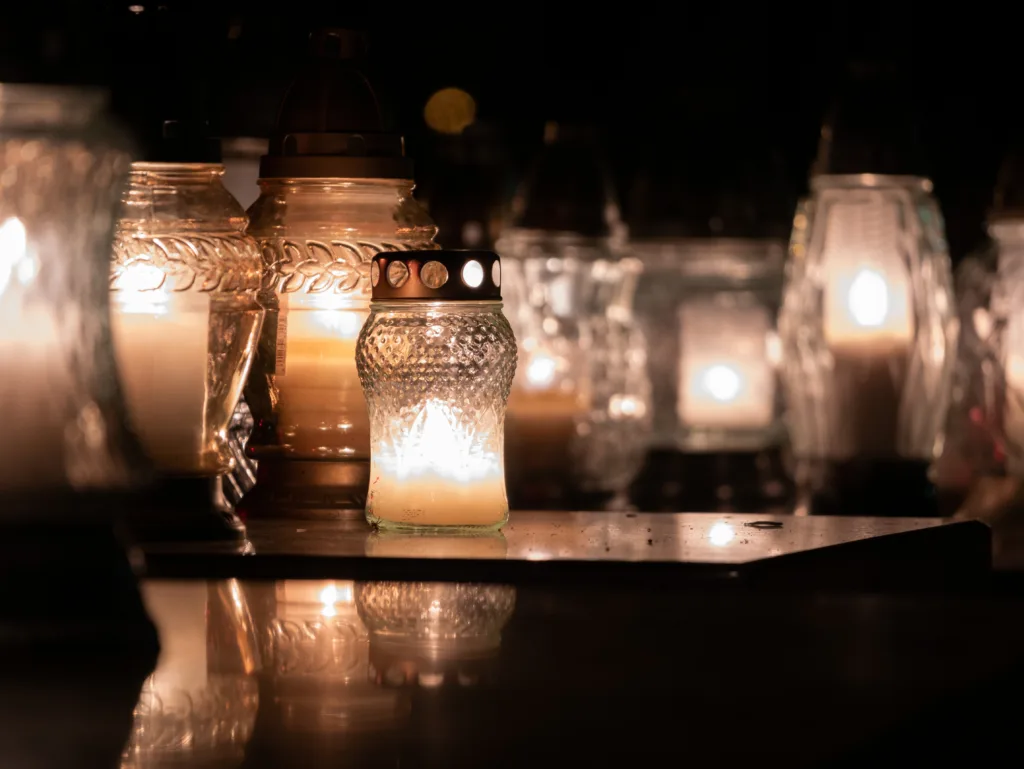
[810,173,933,192]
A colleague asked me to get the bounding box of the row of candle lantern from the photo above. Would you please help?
[3,39,1022,529]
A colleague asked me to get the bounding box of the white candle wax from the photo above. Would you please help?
[821,200,914,353]
[110,264,210,473]
[140,581,208,698]
[677,300,775,430]
[274,305,370,459]
[369,399,507,527]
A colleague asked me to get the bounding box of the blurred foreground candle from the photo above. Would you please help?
[778,64,958,515]
[241,29,437,519]
[109,160,263,540]
[0,84,149,511]
[357,251,516,530]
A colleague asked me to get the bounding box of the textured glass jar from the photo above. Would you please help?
[778,174,958,463]
[355,581,516,658]
[243,179,437,514]
[109,163,263,477]
[357,251,516,530]
[633,238,786,452]
[499,231,651,506]
[0,84,149,512]
[125,580,259,768]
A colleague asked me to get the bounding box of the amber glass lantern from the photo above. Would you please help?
[241,29,437,520]
[778,63,958,516]
[356,251,516,530]
[0,84,149,515]
[109,127,264,540]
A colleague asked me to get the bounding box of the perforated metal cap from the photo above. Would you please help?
[370,250,502,301]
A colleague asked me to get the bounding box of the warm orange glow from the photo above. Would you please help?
[424,88,476,135]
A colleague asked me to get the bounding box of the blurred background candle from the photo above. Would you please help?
[241,29,437,519]
[777,62,958,516]
[498,123,650,509]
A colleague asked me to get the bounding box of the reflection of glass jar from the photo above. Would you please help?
[0,84,149,509]
[126,580,260,768]
[499,124,650,508]
[357,251,516,531]
[356,581,516,670]
[243,579,409,764]
[241,30,437,519]
[110,163,263,476]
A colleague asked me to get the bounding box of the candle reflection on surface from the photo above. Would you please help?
[123,581,259,769]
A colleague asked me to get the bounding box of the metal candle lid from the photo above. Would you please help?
[370,250,502,301]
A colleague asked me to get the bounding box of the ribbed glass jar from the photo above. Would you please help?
[778,174,958,462]
[356,298,517,530]
[0,84,148,513]
[109,163,263,476]
[242,179,437,515]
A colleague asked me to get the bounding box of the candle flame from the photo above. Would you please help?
[701,364,742,403]
[708,521,735,546]
[0,216,30,296]
[385,399,498,483]
[524,353,557,388]
[847,268,890,327]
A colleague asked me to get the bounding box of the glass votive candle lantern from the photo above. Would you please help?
[356,251,517,530]
[109,162,264,538]
[630,237,788,511]
[0,84,149,513]
[778,174,958,515]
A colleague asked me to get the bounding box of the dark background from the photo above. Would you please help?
[3,0,1016,259]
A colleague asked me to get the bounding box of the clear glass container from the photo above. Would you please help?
[243,179,437,513]
[933,253,1004,499]
[109,163,263,476]
[355,581,516,659]
[778,174,958,462]
[0,84,149,511]
[633,237,786,452]
[499,231,651,507]
[124,580,260,768]
[356,253,517,530]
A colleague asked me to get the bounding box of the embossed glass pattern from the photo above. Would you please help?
[778,175,958,461]
[0,84,148,511]
[356,301,517,530]
[355,582,516,654]
[109,164,263,476]
[242,179,437,513]
[632,238,786,452]
[124,580,259,768]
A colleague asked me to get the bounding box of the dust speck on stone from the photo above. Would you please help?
[626,512,637,518]
[647,538,653,545]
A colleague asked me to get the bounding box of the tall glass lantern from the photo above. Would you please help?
[0,83,149,516]
[497,123,650,510]
[778,63,958,516]
[109,127,264,541]
[241,30,438,520]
